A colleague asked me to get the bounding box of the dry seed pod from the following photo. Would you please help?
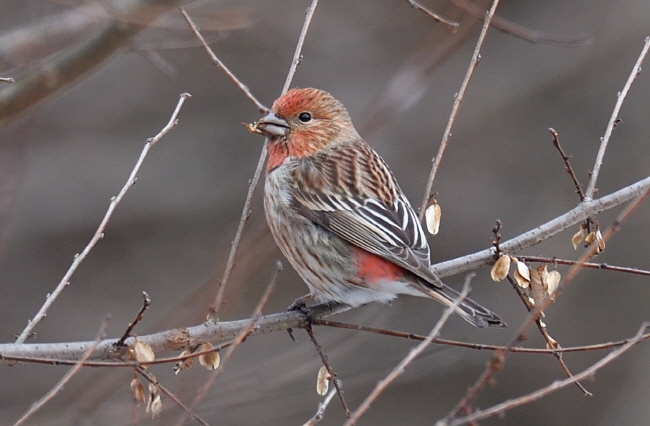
[595,229,606,253]
[316,366,330,396]
[147,394,162,418]
[132,340,155,365]
[244,121,264,135]
[512,258,530,288]
[130,377,146,404]
[425,201,442,235]
[490,255,511,282]
[198,343,220,371]
[547,270,561,296]
[572,226,586,250]
[529,266,548,307]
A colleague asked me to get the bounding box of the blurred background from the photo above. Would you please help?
[1,1,649,424]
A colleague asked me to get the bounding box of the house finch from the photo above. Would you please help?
[252,88,504,328]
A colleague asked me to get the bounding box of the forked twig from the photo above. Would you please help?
[305,326,350,418]
[312,319,650,355]
[303,385,339,426]
[419,0,500,221]
[13,315,110,426]
[342,275,474,426]
[188,0,319,318]
[441,184,650,423]
[432,174,650,278]
[14,93,191,344]
[517,256,650,276]
[179,7,267,113]
[175,261,281,426]
[504,275,591,396]
[136,366,210,426]
[584,37,650,200]
[442,323,650,426]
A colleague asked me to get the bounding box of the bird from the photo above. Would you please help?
[249,87,504,328]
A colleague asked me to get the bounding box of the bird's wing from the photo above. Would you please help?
[291,141,440,286]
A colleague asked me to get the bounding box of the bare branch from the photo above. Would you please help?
[303,385,339,426]
[550,128,585,201]
[313,319,650,355]
[432,174,650,278]
[406,0,459,29]
[136,366,210,426]
[1,303,350,362]
[343,274,474,426]
[14,93,190,344]
[281,0,319,95]
[116,292,152,348]
[442,322,650,426]
[441,183,650,422]
[517,256,650,276]
[450,0,592,46]
[419,0,500,221]
[179,7,267,113]
[207,0,319,317]
[12,315,110,426]
[584,37,650,200]
[175,262,281,426]
[305,326,350,418]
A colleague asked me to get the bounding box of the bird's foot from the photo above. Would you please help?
[286,295,315,342]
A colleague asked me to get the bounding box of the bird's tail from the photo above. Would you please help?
[417,277,506,328]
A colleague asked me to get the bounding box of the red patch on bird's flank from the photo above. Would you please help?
[354,248,403,284]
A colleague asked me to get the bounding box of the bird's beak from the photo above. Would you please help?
[254,113,290,137]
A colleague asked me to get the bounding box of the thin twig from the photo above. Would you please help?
[441,184,650,423]
[208,143,268,320]
[12,315,110,426]
[449,0,591,47]
[116,292,152,347]
[14,93,190,344]
[406,0,459,29]
[305,326,350,418]
[442,322,650,426]
[419,0,500,221]
[584,37,650,200]
[179,7,268,113]
[1,303,350,362]
[281,0,319,95]
[517,256,650,276]
[312,319,650,355]
[505,275,591,396]
[431,174,650,278]
[342,274,474,426]
[136,367,210,426]
[550,128,585,201]
[202,0,318,317]
[7,325,650,369]
[176,261,281,426]
[303,385,339,426]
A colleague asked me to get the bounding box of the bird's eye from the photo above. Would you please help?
[298,112,312,123]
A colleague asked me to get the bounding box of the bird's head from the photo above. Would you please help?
[251,88,359,165]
